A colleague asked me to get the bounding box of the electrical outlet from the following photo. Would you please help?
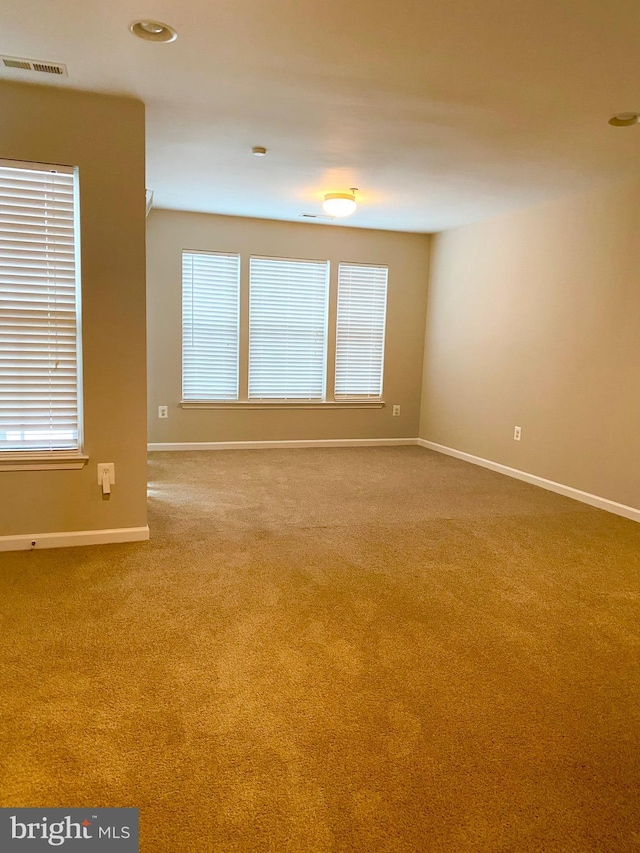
[392,405,401,417]
[514,426,522,441]
[97,462,115,496]
[96,463,115,485]
[158,405,168,419]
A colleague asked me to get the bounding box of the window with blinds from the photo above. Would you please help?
[335,263,388,399]
[0,160,81,454]
[249,256,329,400]
[182,251,240,401]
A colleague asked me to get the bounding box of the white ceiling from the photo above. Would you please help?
[2,0,640,232]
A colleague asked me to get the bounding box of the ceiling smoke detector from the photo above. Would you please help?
[129,20,177,43]
[608,112,639,127]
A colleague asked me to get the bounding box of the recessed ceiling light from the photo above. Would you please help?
[252,146,267,156]
[608,112,639,127]
[129,20,177,43]
[322,189,358,218]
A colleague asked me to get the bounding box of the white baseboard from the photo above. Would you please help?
[417,439,640,523]
[148,438,419,451]
[0,526,150,553]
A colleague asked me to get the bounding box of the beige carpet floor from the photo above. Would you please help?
[1,447,639,852]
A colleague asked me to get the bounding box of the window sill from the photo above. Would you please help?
[0,452,89,472]
[180,400,385,410]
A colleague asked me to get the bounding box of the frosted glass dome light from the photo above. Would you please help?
[322,191,358,217]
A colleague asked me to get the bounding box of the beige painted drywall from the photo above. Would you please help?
[0,81,147,536]
[147,211,430,443]
[420,176,640,510]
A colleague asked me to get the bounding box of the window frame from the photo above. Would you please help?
[181,249,241,403]
[248,254,330,402]
[0,158,87,471]
[180,250,387,410]
[334,261,388,402]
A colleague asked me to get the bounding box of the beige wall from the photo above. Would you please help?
[147,211,430,442]
[0,81,147,536]
[420,177,640,510]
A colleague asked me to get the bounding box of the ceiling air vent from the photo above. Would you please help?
[3,58,31,70]
[32,62,65,75]
[1,56,67,76]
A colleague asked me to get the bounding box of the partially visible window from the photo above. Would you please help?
[248,256,329,400]
[0,160,81,453]
[182,251,240,401]
[335,262,388,399]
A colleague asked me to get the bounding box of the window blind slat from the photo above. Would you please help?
[248,257,329,400]
[335,263,388,400]
[182,251,240,401]
[0,163,80,452]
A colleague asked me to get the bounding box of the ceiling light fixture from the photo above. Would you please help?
[608,111,639,127]
[252,146,267,156]
[129,20,177,43]
[322,188,358,218]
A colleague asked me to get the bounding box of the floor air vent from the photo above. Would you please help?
[1,56,67,76]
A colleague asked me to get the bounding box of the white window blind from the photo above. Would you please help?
[0,160,81,453]
[249,256,329,400]
[335,263,388,399]
[182,251,240,401]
